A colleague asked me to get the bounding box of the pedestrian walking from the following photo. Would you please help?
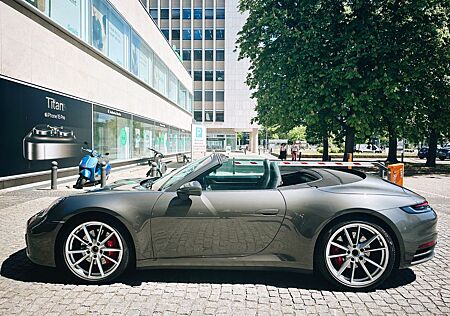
[291,143,299,161]
[279,143,287,160]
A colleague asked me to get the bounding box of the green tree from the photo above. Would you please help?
[237,0,450,165]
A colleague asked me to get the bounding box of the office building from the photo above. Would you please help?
[147,0,259,152]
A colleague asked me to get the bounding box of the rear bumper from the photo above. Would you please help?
[378,207,437,268]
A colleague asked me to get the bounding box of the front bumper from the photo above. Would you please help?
[379,207,437,268]
[26,212,62,267]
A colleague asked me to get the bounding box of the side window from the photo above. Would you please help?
[193,160,267,191]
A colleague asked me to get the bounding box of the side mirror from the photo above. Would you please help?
[177,181,202,199]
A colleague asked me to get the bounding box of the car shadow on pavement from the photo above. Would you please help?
[1,249,416,292]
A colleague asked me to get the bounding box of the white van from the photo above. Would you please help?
[355,144,382,153]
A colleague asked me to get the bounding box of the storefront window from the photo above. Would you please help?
[93,109,132,161]
[153,123,168,154]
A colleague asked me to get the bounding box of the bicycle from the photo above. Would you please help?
[146,148,167,177]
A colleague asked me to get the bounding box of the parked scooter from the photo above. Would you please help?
[146,148,167,177]
[74,143,111,189]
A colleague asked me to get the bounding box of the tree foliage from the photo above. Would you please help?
[237,0,450,165]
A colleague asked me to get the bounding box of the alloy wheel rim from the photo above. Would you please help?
[325,223,389,288]
[64,221,123,281]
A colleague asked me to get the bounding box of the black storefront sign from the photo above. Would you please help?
[0,78,93,177]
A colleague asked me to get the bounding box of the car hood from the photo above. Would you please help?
[88,178,157,192]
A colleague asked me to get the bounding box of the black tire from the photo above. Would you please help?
[74,176,87,189]
[56,215,131,284]
[315,218,395,291]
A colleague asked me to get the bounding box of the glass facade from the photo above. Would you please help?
[94,105,191,161]
[23,0,193,112]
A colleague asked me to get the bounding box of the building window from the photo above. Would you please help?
[168,71,178,103]
[194,71,202,81]
[216,29,225,40]
[172,29,180,40]
[216,91,224,101]
[216,111,224,122]
[194,90,202,101]
[182,49,191,61]
[205,71,214,81]
[205,29,214,40]
[160,9,169,19]
[194,111,203,122]
[205,9,214,19]
[205,91,214,101]
[194,8,202,19]
[183,8,192,19]
[150,9,158,20]
[216,70,225,81]
[194,29,202,40]
[194,49,202,61]
[216,8,225,19]
[172,9,180,19]
[205,50,213,61]
[216,49,225,61]
[205,111,214,122]
[182,29,191,40]
[161,29,169,40]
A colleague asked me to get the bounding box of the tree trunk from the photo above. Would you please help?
[425,128,438,167]
[387,123,398,163]
[322,131,329,161]
[343,126,355,161]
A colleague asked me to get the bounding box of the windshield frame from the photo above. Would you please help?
[150,154,222,191]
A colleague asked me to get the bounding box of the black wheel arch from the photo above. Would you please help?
[313,210,403,270]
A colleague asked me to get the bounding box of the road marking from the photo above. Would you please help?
[410,188,450,199]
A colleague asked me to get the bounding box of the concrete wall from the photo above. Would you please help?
[220,0,258,131]
[0,0,193,131]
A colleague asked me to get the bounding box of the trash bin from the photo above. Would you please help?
[176,153,184,163]
[388,163,404,186]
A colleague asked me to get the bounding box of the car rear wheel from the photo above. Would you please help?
[317,220,395,291]
[58,219,130,283]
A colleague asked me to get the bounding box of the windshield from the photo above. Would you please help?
[151,155,214,191]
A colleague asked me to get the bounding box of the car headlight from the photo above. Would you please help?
[401,201,433,214]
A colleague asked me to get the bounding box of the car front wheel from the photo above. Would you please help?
[317,220,395,291]
[58,219,130,283]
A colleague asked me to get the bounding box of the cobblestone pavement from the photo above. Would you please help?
[0,175,449,315]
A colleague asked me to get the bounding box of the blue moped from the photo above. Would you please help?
[74,144,111,189]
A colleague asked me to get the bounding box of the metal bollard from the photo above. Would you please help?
[100,161,107,188]
[401,152,404,163]
[151,162,158,177]
[51,161,58,190]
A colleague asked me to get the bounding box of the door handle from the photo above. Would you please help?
[256,209,279,215]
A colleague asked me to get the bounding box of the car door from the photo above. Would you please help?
[151,190,286,258]
[150,158,286,258]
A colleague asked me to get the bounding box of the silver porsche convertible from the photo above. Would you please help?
[26,154,437,290]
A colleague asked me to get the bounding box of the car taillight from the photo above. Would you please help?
[401,201,433,214]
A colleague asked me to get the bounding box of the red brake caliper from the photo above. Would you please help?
[105,236,118,265]
[330,245,344,267]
